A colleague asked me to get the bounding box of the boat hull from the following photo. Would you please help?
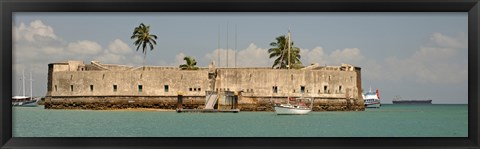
[365,102,381,108]
[274,106,311,115]
[13,98,40,107]
[392,100,432,104]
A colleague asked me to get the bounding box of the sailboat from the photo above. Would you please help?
[274,30,313,115]
[12,70,40,107]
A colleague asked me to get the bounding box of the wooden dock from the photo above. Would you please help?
[176,108,240,113]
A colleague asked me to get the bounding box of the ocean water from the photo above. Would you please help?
[12,104,467,137]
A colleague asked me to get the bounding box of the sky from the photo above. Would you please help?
[12,12,468,104]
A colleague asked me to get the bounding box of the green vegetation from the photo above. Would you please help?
[180,56,199,70]
[131,23,158,68]
[268,35,303,69]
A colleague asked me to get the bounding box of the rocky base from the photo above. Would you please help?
[45,96,364,111]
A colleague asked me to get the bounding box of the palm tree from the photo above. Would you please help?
[131,23,158,69]
[268,35,303,69]
[179,56,199,70]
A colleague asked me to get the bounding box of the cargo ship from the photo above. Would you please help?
[392,96,432,104]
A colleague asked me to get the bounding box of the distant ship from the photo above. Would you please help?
[392,96,432,104]
[362,88,381,108]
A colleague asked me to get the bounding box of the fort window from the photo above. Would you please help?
[189,88,192,91]
[194,88,197,91]
[70,85,74,92]
[293,89,296,93]
[328,75,331,81]
[164,85,169,92]
[90,85,94,92]
[339,86,342,93]
[113,85,117,92]
[300,86,305,93]
[272,86,278,93]
[55,85,57,92]
[198,88,201,92]
[324,86,328,94]
[103,74,105,79]
[138,85,143,92]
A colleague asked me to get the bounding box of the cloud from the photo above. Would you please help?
[95,39,143,65]
[429,32,467,49]
[361,32,468,84]
[67,40,102,55]
[300,47,364,66]
[14,20,57,42]
[205,43,272,67]
[108,39,132,54]
[174,53,186,66]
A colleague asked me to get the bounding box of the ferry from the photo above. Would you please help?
[363,88,381,108]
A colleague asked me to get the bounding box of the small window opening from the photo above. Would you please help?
[324,86,328,94]
[113,85,117,92]
[164,85,169,92]
[189,88,192,91]
[272,86,278,93]
[198,88,201,92]
[55,85,57,92]
[194,88,197,91]
[70,85,73,92]
[138,85,143,92]
[90,85,94,92]
[300,86,305,93]
[339,86,342,93]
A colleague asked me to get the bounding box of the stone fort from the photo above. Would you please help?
[45,60,365,111]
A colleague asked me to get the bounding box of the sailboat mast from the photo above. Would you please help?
[30,71,33,98]
[218,25,220,68]
[22,69,25,97]
[226,22,229,68]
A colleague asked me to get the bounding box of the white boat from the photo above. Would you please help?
[273,30,313,115]
[363,87,381,108]
[274,98,312,115]
[12,70,39,107]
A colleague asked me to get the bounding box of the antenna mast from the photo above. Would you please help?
[226,22,229,68]
[22,69,25,97]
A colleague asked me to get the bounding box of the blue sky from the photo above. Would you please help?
[12,12,468,104]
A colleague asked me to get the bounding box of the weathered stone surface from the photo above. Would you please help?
[45,61,365,111]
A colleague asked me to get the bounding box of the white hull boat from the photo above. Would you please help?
[274,104,311,115]
[363,87,381,108]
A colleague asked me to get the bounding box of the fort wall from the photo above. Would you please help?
[45,61,365,111]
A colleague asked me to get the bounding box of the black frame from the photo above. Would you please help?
[1,0,479,148]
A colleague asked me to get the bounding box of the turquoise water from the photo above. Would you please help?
[13,104,467,137]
